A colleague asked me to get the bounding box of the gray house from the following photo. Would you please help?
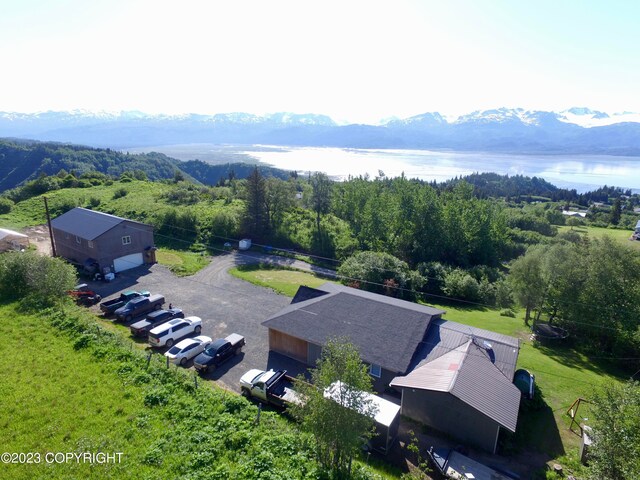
[391,320,521,453]
[262,283,446,392]
[263,283,521,453]
[51,207,155,274]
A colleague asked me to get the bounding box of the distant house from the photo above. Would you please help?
[0,228,29,252]
[263,283,521,452]
[562,210,587,218]
[51,207,156,274]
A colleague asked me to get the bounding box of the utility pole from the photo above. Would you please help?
[43,196,57,257]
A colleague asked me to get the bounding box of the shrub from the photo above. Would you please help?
[113,187,128,199]
[0,252,76,307]
[0,197,13,214]
[443,269,481,302]
[500,309,516,318]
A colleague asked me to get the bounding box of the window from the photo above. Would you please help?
[121,235,131,245]
[369,364,381,378]
[75,235,81,244]
[88,241,94,249]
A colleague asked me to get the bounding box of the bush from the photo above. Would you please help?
[0,252,77,307]
[443,269,481,302]
[0,197,13,214]
[500,309,516,318]
[113,187,128,199]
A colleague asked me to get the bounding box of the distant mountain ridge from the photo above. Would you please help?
[1,108,639,155]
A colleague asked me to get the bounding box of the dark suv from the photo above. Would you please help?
[129,308,184,337]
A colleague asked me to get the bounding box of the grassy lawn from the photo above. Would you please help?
[230,266,626,471]
[558,224,640,250]
[0,304,161,480]
[155,248,210,276]
[229,264,335,296]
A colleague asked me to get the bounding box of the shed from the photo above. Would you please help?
[325,381,401,455]
[51,207,155,274]
[0,228,29,252]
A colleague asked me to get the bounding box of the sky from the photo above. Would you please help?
[1,0,639,124]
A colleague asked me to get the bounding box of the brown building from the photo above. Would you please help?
[51,207,155,274]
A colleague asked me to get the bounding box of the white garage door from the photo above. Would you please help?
[113,253,144,273]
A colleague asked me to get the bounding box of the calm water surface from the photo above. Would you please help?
[244,146,640,193]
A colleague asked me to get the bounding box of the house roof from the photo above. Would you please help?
[391,339,521,432]
[51,207,149,240]
[412,318,520,380]
[262,283,445,373]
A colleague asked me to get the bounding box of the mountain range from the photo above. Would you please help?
[1,108,639,155]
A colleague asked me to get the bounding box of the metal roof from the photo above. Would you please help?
[325,381,401,428]
[262,283,446,373]
[412,318,520,380]
[391,340,521,432]
[51,207,149,240]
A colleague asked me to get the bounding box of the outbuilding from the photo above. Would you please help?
[51,207,156,274]
[0,228,29,252]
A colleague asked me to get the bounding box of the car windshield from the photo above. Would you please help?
[167,346,181,355]
[203,347,217,356]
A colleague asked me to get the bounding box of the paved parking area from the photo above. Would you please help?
[87,252,310,391]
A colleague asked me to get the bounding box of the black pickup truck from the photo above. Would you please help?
[129,308,184,337]
[114,294,165,322]
[100,290,150,315]
[193,333,245,373]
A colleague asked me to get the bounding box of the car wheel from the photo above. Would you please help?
[194,326,202,334]
[166,339,174,348]
[154,304,161,310]
[241,388,250,398]
[125,315,132,322]
[180,357,187,366]
[235,347,242,356]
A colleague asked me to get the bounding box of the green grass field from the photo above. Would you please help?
[229,264,335,296]
[558,224,640,250]
[155,248,210,276]
[0,304,162,480]
[230,266,626,471]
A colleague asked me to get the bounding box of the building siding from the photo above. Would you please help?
[53,220,154,272]
[268,329,308,363]
[400,389,501,453]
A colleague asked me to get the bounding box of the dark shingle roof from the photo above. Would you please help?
[51,207,148,240]
[262,283,445,373]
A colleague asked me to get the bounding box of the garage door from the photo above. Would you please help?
[113,253,144,273]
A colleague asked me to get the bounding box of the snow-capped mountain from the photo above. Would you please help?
[0,108,638,154]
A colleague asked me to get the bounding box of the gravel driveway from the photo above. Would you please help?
[89,251,321,390]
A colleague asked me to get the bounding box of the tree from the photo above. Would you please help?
[264,177,294,231]
[309,172,331,235]
[0,251,76,307]
[242,166,268,237]
[290,339,377,478]
[610,197,622,225]
[337,251,424,300]
[588,381,640,480]
[508,245,547,325]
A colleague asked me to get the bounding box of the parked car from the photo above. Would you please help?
[114,294,165,322]
[194,333,245,373]
[129,308,184,337]
[148,316,202,348]
[164,336,213,366]
[239,369,302,407]
[100,290,150,315]
[67,284,102,306]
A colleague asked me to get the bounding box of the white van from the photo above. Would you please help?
[148,316,202,348]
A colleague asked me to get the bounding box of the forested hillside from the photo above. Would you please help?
[0,139,289,191]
